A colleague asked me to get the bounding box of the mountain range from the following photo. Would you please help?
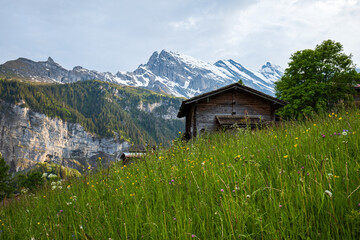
[0,50,283,98]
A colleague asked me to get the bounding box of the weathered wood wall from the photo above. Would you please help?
[186,89,274,136]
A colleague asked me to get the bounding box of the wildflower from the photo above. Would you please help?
[338,117,342,120]
[283,155,288,158]
[21,188,29,194]
[192,234,196,238]
[294,144,298,148]
[321,134,326,138]
[342,131,348,136]
[246,195,251,198]
[279,205,283,208]
[173,217,177,221]
[220,189,224,192]
[79,225,83,230]
[324,190,333,198]
[48,173,57,179]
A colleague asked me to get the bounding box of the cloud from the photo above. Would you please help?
[170,17,201,30]
[0,0,359,72]
[168,0,360,70]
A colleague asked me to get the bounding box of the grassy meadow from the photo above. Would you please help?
[1,109,360,239]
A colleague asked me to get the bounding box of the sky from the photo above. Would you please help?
[1,0,360,73]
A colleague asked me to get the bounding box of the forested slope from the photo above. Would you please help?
[0,79,184,145]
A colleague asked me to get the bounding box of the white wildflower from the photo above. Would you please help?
[342,131,348,136]
[51,186,57,190]
[246,195,251,198]
[324,190,333,198]
[48,173,57,179]
[42,173,48,178]
[21,188,29,194]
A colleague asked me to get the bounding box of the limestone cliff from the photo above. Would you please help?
[0,100,130,173]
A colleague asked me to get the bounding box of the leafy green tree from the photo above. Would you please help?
[0,153,14,200]
[16,172,44,191]
[238,79,244,85]
[275,40,360,119]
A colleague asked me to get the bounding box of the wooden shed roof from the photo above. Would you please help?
[177,83,287,118]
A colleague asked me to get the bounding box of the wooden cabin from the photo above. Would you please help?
[177,83,287,139]
[120,152,146,165]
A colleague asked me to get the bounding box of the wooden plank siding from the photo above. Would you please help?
[177,83,287,139]
[193,89,273,135]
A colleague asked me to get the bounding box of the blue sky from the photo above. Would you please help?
[1,0,359,73]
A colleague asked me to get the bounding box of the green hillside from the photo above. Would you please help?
[1,108,359,239]
[0,79,184,145]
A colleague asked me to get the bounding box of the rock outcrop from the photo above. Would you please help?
[0,100,130,173]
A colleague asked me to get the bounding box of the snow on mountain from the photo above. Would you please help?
[114,50,283,98]
[258,62,284,83]
[0,51,284,98]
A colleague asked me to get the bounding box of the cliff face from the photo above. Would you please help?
[0,100,130,173]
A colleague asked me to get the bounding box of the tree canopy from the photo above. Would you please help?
[275,40,360,119]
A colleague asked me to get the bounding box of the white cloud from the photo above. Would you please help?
[0,0,359,72]
[185,0,360,69]
[170,17,201,30]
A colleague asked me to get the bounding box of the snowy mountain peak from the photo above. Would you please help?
[258,62,283,83]
[1,51,284,98]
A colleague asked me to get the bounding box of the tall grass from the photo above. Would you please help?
[1,109,360,239]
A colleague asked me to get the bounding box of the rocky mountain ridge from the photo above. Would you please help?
[0,50,283,98]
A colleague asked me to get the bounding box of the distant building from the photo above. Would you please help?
[120,152,145,165]
[120,144,155,164]
[177,83,287,139]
